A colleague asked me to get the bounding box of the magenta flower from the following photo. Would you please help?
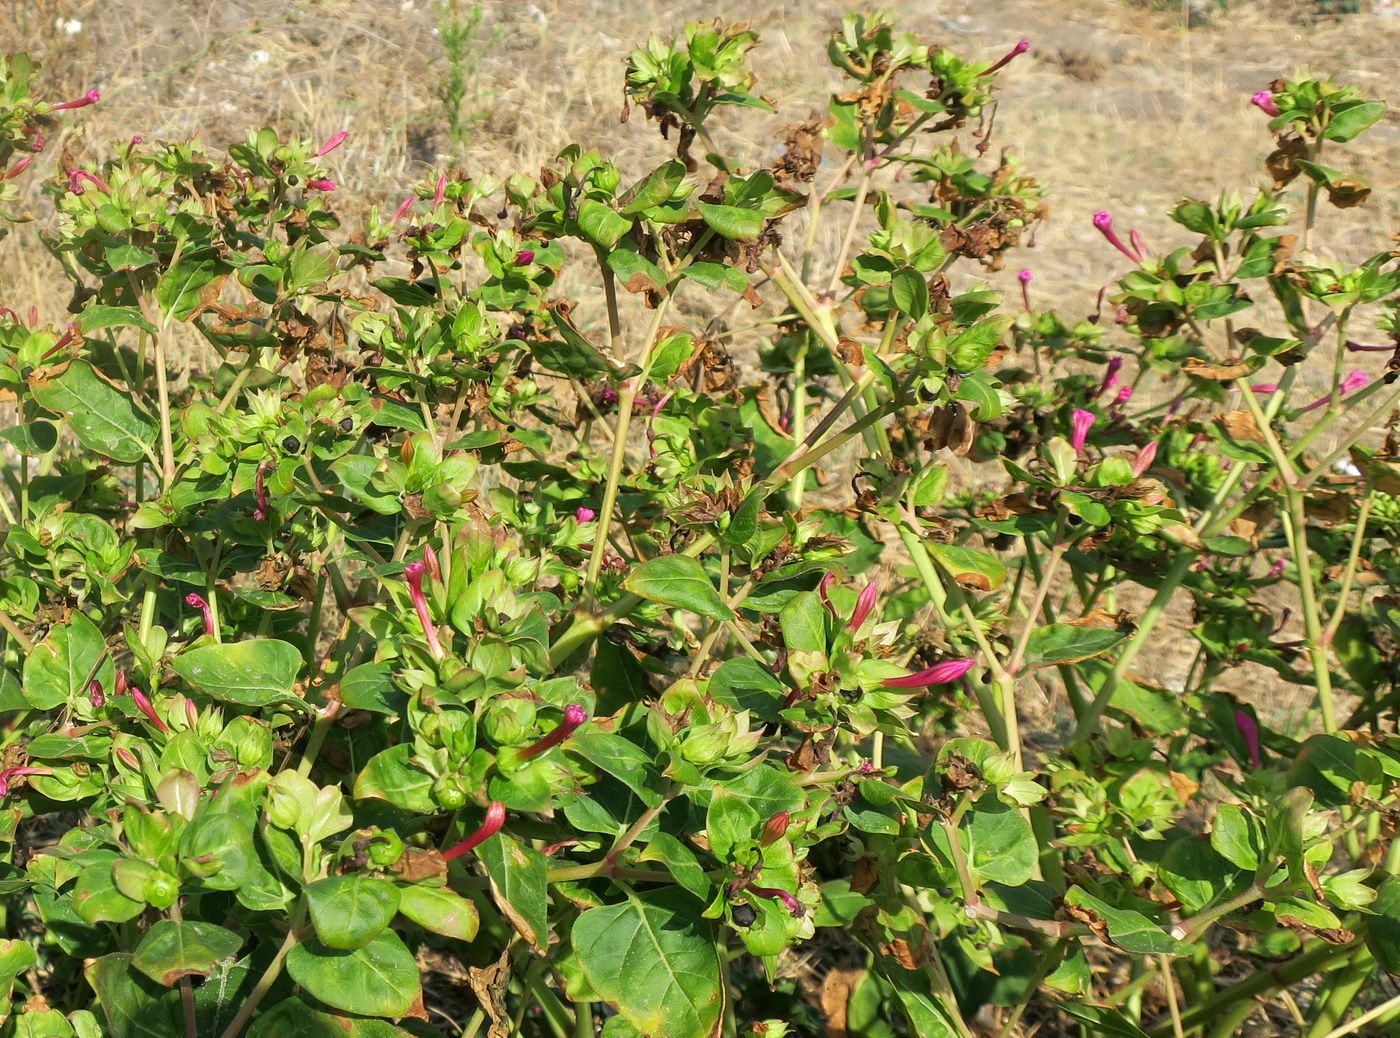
[760,811,791,847]
[67,168,111,195]
[185,699,199,729]
[985,38,1031,74]
[1268,558,1286,578]
[442,801,507,861]
[0,766,52,798]
[403,561,446,660]
[882,657,977,689]
[131,687,170,734]
[393,196,414,223]
[1131,440,1158,477]
[1113,384,1134,408]
[1298,370,1369,414]
[515,249,535,266]
[50,89,100,112]
[818,572,837,616]
[1249,382,1278,395]
[849,581,879,631]
[519,704,589,760]
[1092,211,1142,263]
[1251,91,1281,117]
[747,885,805,918]
[1129,229,1147,261]
[305,179,335,192]
[89,680,105,709]
[313,131,348,157]
[252,460,271,521]
[1017,269,1033,310]
[185,592,217,638]
[4,156,31,180]
[1234,709,1262,768]
[1095,356,1123,398]
[576,506,597,523]
[114,747,140,771]
[432,173,447,208]
[39,323,81,362]
[1070,408,1097,455]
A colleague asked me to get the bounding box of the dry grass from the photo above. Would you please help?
[2,0,1398,721]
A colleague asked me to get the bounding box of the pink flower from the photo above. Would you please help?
[403,561,445,660]
[432,173,447,208]
[519,704,589,760]
[67,168,111,195]
[882,657,977,689]
[1131,440,1158,477]
[515,249,535,266]
[186,699,199,729]
[305,179,335,192]
[185,592,217,638]
[252,460,272,521]
[131,687,170,734]
[393,196,414,223]
[985,38,1030,75]
[89,680,105,709]
[576,506,597,523]
[1251,91,1281,117]
[747,884,805,918]
[1129,229,1147,261]
[1113,384,1133,408]
[818,572,837,616]
[4,156,31,180]
[313,131,348,157]
[1234,708,1262,768]
[50,89,100,112]
[1095,357,1123,398]
[0,766,52,798]
[1267,558,1286,579]
[1297,371,1369,414]
[39,323,80,362]
[1017,269,1033,310]
[115,669,129,697]
[1091,211,1143,263]
[1070,408,1096,455]
[1250,382,1278,395]
[442,801,507,861]
[849,581,879,631]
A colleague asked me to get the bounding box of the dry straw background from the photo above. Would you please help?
[0,0,1398,721]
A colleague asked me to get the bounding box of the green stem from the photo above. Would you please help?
[1305,948,1374,1038]
[217,902,306,1038]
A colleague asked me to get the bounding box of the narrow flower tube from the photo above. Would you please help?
[432,173,447,208]
[519,704,589,760]
[1070,408,1097,456]
[985,38,1030,74]
[1095,357,1123,398]
[1251,91,1281,117]
[1017,269,1032,311]
[882,657,977,689]
[1297,370,1369,414]
[252,460,271,521]
[313,130,348,157]
[442,801,507,861]
[39,323,80,362]
[185,592,217,638]
[393,196,414,223]
[576,506,597,523]
[305,178,335,192]
[1091,211,1141,263]
[89,680,105,709]
[1346,340,1394,353]
[1129,229,1147,261]
[0,766,52,798]
[1234,709,1262,768]
[403,561,446,660]
[131,687,170,734]
[747,885,805,918]
[50,89,100,111]
[1131,440,1158,477]
[68,168,111,195]
[1113,384,1134,408]
[849,581,879,631]
[818,572,837,616]
[3,156,31,180]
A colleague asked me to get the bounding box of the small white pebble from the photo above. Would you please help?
[249,49,271,65]
[60,19,83,35]
[1333,458,1362,477]
[527,3,547,25]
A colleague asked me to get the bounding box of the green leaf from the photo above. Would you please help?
[284,932,421,1019]
[77,305,158,336]
[396,884,480,941]
[573,890,723,1038]
[607,249,667,295]
[0,939,37,1018]
[928,543,1006,592]
[620,161,687,215]
[891,267,929,320]
[23,612,113,710]
[478,833,550,952]
[576,200,633,250]
[637,833,712,901]
[623,555,733,621]
[170,639,302,707]
[305,875,401,951]
[1210,803,1264,872]
[1367,877,1400,974]
[951,370,1004,422]
[1062,888,1191,956]
[246,998,419,1038]
[778,591,827,655]
[86,955,183,1038]
[1058,1003,1151,1038]
[695,202,765,240]
[965,798,1036,887]
[1157,837,1239,914]
[353,745,436,813]
[338,663,407,716]
[569,730,662,808]
[31,361,156,464]
[0,420,57,455]
[131,920,242,986]
[1021,623,1128,670]
[1323,100,1386,142]
[682,262,750,293]
[193,958,255,1036]
[155,254,224,321]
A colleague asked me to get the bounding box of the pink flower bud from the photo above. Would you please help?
[393,196,414,223]
[432,173,447,208]
[985,38,1031,74]
[131,687,170,734]
[4,156,31,180]
[115,669,129,697]
[1017,269,1032,310]
[50,89,100,112]
[114,747,140,771]
[442,801,507,861]
[818,572,837,616]
[882,657,977,689]
[1267,558,1286,579]
[1341,369,1370,395]
[186,699,199,729]
[849,581,879,631]
[1129,229,1147,261]
[575,506,597,523]
[519,704,589,760]
[747,884,805,918]
[1095,357,1123,398]
[1251,91,1281,117]
[423,543,441,581]
[305,179,335,192]
[89,680,105,709]
[313,131,348,157]
[1234,709,1262,768]
[404,561,446,661]
[252,460,271,521]
[185,592,217,638]
[1113,384,1133,408]
[760,811,791,846]
[1131,440,1158,477]
[1070,408,1096,456]
[515,249,535,266]
[39,323,81,362]
[1091,211,1142,263]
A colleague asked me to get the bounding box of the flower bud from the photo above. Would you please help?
[442,801,506,861]
[760,811,791,846]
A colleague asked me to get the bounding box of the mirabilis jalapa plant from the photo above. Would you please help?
[0,14,1397,1037]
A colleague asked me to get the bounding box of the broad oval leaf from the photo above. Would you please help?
[305,875,401,951]
[23,612,113,710]
[396,884,480,941]
[622,555,733,621]
[131,920,242,986]
[1022,623,1128,670]
[170,639,302,706]
[31,360,156,464]
[247,997,419,1038]
[284,931,421,1018]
